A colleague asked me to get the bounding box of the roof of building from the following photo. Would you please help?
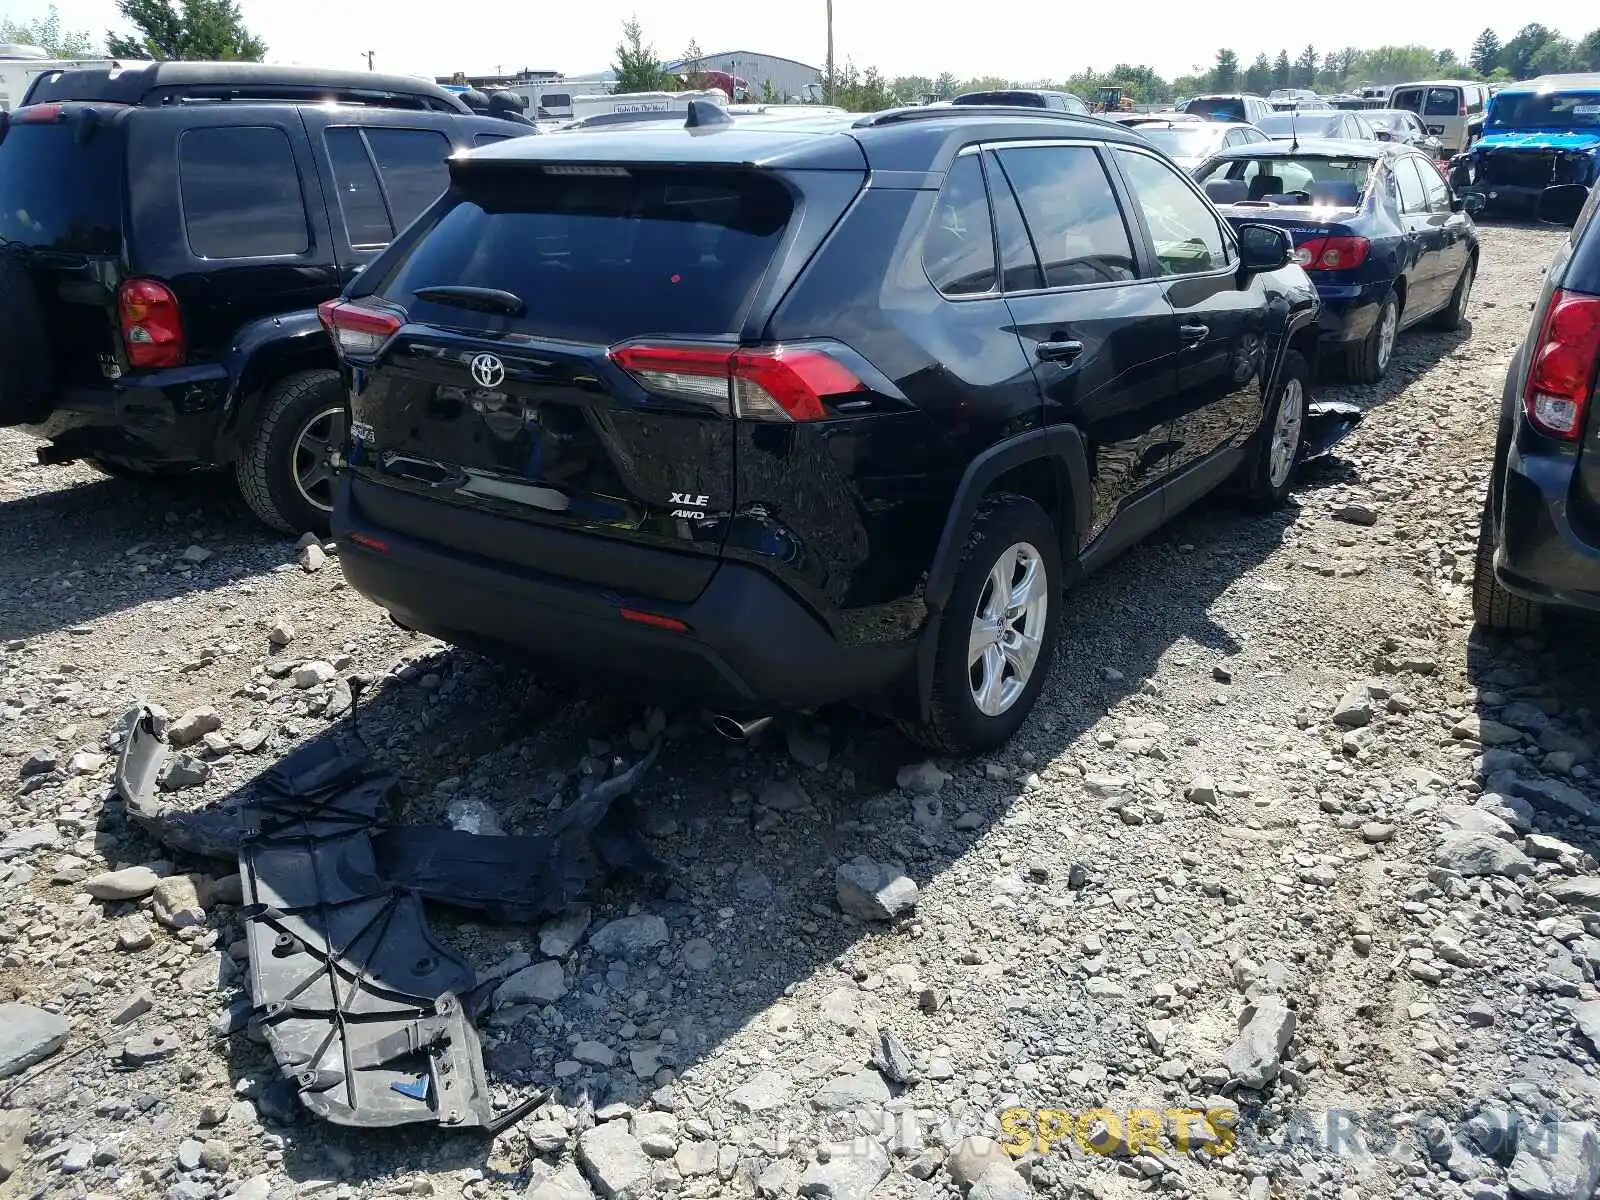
[666,50,822,74]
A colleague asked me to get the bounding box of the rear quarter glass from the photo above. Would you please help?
[369,165,794,343]
[0,119,123,254]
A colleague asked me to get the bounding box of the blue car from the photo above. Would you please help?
[1448,73,1600,215]
[1195,138,1483,383]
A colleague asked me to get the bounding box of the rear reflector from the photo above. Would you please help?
[13,103,64,123]
[346,532,389,553]
[318,298,403,357]
[608,343,866,421]
[117,278,185,370]
[1523,289,1600,441]
[619,608,689,632]
[1291,235,1370,271]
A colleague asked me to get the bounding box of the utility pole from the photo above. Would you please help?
[362,50,374,71]
[825,0,834,103]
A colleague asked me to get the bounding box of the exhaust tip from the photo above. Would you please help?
[712,714,773,741]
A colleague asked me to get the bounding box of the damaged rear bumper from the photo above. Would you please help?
[113,704,661,1131]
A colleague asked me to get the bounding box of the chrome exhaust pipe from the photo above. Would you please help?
[712,714,773,741]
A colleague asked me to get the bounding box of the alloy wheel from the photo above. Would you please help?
[967,541,1049,717]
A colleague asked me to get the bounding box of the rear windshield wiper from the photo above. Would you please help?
[411,285,526,316]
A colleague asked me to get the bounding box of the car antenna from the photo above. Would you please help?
[1290,106,1299,152]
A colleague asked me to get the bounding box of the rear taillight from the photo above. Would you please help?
[1523,290,1600,441]
[1458,104,1468,116]
[608,343,867,422]
[13,103,64,123]
[318,298,403,357]
[1291,236,1370,271]
[117,278,185,369]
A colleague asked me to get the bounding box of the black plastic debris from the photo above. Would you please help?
[1302,400,1364,462]
[111,702,661,1131]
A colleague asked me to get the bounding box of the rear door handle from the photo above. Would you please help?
[1036,340,1084,363]
[1179,323,1209,344]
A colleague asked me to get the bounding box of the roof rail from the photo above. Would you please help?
[852,104,1093,129]
[23,61,469,113]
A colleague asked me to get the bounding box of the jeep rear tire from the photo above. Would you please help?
[234,371,346,536]
[900,494,1063,754]
[0,246,56,427]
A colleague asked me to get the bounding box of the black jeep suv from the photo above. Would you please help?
[1474,184,1600,631]
[326,105,1321,751]
[0,62,533,534]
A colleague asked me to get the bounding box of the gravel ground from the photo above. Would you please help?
[6,222,1600,1200]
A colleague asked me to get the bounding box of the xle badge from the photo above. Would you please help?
[669,491,710,520]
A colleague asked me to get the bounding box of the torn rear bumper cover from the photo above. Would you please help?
[113,705,659,1131]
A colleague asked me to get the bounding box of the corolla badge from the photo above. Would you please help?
[469,353,506,389]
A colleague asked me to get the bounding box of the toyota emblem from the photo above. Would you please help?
[469,353,506,389]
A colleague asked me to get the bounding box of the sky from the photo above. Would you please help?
[7,0,1600,83]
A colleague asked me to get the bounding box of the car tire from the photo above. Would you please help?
[1472,488,1542,632]
[234,370,346,537]
[1346,289,1399,384]
[1430,259,1475,332]
[899,494,1063,754]
[1236,350,1310,510]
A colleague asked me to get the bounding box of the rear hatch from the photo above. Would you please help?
[0,104,128,404]
[338,158,820,602]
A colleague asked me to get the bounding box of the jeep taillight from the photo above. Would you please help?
[318,298,403,357]
[117,278,185,370]
[1523,290,1600,440]
[608,342,867,422]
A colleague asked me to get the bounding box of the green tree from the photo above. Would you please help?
[1243,53,1272,95]
[677,37,708,89]
[1351,45,1439,86]
[1501,23,1555,79]
[1528,37,1575,75]
[105,0,264,60]
[1578,29,1600,72]
[830,61,895,111]
[1469,28,1501,74]
[610,16,670,93]
[1,4,95,56]
[932,71,959,100]
[1272,49,1291,90]
[1212,48,1238,91]
[1294,45,1318,88]
[1435,47,1461,73]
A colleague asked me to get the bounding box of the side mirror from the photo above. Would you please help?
[1460,192,1486,216]
[1237,223,1291,274]
[1537,184,1589,227]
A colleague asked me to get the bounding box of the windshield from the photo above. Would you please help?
[1196,156,1373,206]
[1139,125,1226,158]
[1257,113,1342,139]
[1487,91,1600,130]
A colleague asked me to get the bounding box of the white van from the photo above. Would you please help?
[1388,80,1489,154]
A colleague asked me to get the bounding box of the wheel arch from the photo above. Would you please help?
[216,310,341,463]
[910,426,1089,725]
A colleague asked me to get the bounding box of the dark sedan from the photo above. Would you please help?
[1194,139,1482,382]
[1474,183,1600,630]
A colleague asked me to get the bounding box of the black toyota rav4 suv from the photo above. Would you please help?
[327,105,1322,751]
[1474,183,1600,631]
[0,62,533,534]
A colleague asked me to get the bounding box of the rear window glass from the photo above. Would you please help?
[953,91,1044,108]
[325,127,393,247]
[179,126,308,259]
[364,128,451,231]
[1197,156,1374,206]
[1489,91,1600,129]
[0,120,123,254]
[1185,97,1247,122]
[924,154,996,296]
[373,165,792,342]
